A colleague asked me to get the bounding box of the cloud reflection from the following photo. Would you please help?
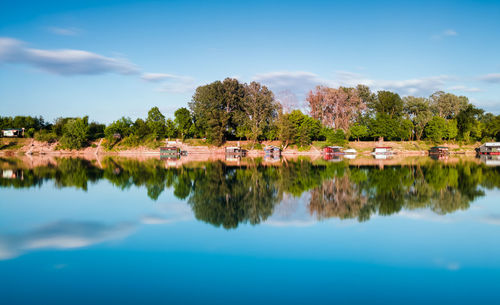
[0,221,134,260]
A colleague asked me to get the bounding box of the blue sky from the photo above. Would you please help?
[1,0,499,123]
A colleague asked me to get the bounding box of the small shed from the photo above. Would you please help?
[372,147,393,155]
[324,146,344,154]
[160,146,180,159]
[225,146,245,155]
[429,146,450,155]
[2,128,24,138]
[264,145,281,155]
[478,142,500,155]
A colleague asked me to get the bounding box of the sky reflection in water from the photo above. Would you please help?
[0,156,499,304]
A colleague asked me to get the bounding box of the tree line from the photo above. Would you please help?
[1,78,499,149]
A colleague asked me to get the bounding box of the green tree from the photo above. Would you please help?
[60,117,89,149]
[174,107,193,139]
[456,104,483,141]
[425,116,447,142]
[146,107,167,139]
[237,82,279,145]
[371,91,404,118]
[404,96,432,140]
[430,91,469,119]
[445,119,458,140]
[349,123,368,141]
[189,78,246,145]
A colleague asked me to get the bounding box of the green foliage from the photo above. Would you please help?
[397,119,414,141]
[425,116,447,143]
[349,123,368,141]
[456,104,483,142]
[104,117,133,141]
[174,107,193,139]
[325,128,347,146]
[371,91,403,118]
[59,117,89,149]
[146,106,167,139]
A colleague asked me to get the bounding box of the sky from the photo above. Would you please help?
[1,0,499,123]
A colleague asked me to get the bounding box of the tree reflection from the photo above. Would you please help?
[1,157,500,228]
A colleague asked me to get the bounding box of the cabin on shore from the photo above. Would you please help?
[429,146,450,155]
[264,145,281,156]
[225,146,246,156]
[1,128,25,138]
[160,146,180,159]
[324,146,344,155]
[372,147,393,155]
[477,142,500,155]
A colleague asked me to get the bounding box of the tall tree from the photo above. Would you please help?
[237,82,279,145]
[146,106,167,139]
[174,107,192,140]
[430,91,469,119]
[189,78,246,145]
[372,91,404,118]
[307,86,365,133]
[404,96,432,140]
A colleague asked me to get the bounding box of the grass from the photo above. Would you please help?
[0,138,27,151]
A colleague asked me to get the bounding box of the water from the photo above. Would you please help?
[1,156,499,304]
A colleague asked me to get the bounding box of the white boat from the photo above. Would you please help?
[344,148,357,154]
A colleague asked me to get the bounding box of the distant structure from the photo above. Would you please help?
[1,128,25,138]
[429,146,450,156]
[477,142,500,155]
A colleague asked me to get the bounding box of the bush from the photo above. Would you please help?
[34,130,58,143]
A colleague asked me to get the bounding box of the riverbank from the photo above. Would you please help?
[0,138,480,157]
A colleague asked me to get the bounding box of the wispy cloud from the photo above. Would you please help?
[479,73,500,84]
[432,29,458,40]
[47,26,80,36]
[0,37,138,75]
[253,70,452,98]
[141,73,184,82]
[0,220,134,260]
[447,85,481,92]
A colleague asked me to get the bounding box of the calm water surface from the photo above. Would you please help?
[1,156,500,304]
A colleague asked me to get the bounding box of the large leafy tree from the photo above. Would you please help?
[237,82,279,145]
[430,91,469,119]
[456,104,483,141]
[404,96,433,140]
[174,107,192,139]
[372,91,404,118]
[425,116,447,142]
[146,106,167,139]
[60,117,89,149]
[189,78,246,145]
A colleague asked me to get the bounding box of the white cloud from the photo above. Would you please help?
[141,73,184,82]
[253,71,328,94]
[479,73,500,84]
[47,26,80,36]
[447,85,481,92]
[0,37,138,75]
[432,29,458,40]
[252,70,452,98]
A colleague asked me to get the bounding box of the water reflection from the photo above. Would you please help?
[1,156,499,228]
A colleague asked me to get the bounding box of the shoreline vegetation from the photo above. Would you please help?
[0,138,482,157]
[2,78,499,156]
